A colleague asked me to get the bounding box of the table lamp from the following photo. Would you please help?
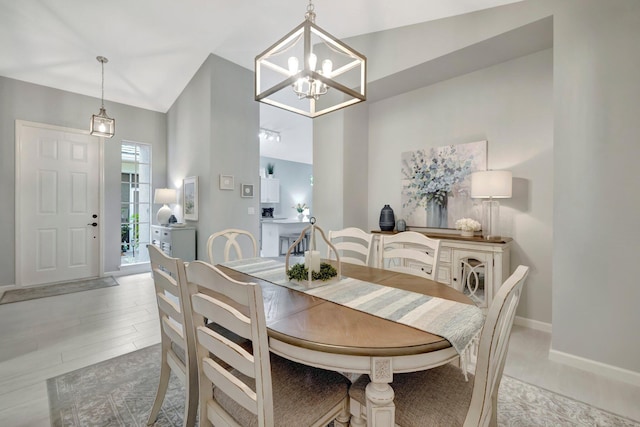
[154,188,177,225]
[470,170,512,241]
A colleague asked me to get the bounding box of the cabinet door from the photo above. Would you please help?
[452,249,493,309]
[260,178,280,203]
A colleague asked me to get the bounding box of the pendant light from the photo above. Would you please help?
[90,56,115,138]
[255,0,366,118]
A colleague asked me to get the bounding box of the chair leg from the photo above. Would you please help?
[147,349,171,426]
[183,374,198,427]
[334,399,351,427]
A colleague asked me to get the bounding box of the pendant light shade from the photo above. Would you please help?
[255,0,366,118]
[90,56,115,138]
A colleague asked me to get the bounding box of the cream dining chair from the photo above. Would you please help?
[349,265,530,427]
[146,244,198,427]
[378,231,441,281]
[326,227,374,266]
[183,260,351,427]
[207,228,258,264]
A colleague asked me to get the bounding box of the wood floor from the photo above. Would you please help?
[0,272,638,426]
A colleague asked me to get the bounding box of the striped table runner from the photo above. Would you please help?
[221,258,484,356]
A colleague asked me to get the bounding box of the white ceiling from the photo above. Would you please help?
[0,0,524,113]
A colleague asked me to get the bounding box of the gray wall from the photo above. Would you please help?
[314,0,640,375]
[552,0,640,373]
[259,157,313,219]
[367,49,553,324]
[0,76,167,285]
[166,54,260,263]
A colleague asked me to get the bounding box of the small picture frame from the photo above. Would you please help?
[241,183,254,198]
[183,176,198,221]
[219,174,234,190]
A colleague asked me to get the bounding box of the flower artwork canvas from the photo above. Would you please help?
[401,141,487,229]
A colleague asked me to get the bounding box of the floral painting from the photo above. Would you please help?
[401,141,487,228]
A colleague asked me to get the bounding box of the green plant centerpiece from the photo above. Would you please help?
[284,217,341,286]
[287,262,337,281]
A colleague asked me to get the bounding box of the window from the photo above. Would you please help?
[121,142,152,265]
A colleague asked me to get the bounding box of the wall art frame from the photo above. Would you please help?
[183,176,198,221]
[219,174,234,190]
[241,183,254,198]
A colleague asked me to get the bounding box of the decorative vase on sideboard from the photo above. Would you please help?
[426,198,448,228]
[379,205,395,231]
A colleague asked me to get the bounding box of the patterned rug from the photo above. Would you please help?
[47,344,640,427]
[0,276,118,304]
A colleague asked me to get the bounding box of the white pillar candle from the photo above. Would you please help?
[305,250,321,273]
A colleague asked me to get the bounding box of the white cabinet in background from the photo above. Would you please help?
[260,178,280,203]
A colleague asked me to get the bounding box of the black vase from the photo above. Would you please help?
[379,205,395,231]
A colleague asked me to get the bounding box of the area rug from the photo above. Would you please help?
[47,344,640,427]
[0,276,118,305]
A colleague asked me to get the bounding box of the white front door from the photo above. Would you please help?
[16,121,101,286]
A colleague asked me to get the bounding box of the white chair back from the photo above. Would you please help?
[327,227,373,266]
[207,228,258,264]
[185,260,275,426]
[146,244,198,427]
[378,231,441,281]
[465,265,530,427]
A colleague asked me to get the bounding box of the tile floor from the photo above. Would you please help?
[0,272,638,426]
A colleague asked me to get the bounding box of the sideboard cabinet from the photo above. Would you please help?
[374,231,511,309]
[150,225,196,262]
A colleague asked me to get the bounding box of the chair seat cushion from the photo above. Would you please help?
[349,363,474,427]
[214,353,349,426]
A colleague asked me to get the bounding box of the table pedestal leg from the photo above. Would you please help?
[365,357,395,427]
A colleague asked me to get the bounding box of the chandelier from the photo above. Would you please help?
[90,56,115,138]
[255,0,366,118]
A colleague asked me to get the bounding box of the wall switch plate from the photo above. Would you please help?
[248,207,255,215]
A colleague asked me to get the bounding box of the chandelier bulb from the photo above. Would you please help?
[308,53,317,71]
[321,59,333,77]
[288,57,299,75]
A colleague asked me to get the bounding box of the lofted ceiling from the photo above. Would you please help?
[0,0,525,113]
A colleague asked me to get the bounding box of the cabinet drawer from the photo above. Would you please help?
[151,226,172,244]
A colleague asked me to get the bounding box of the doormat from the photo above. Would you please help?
[0,276,118,304]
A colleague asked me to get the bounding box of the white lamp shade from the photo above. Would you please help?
[154,188,177,205]
[471,171,512,198]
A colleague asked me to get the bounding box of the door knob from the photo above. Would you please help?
[88,222,98,227]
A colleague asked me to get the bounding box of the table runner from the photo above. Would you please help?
[222,258,484,357]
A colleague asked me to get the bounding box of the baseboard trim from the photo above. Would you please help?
[108,263,151,277]
[549,348,640,388]
[514,316,552,333]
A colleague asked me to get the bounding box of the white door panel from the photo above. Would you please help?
[17,122,100,286]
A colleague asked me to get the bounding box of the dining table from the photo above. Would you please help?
[217,257,484,427]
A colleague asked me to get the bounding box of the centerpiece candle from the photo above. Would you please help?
[304,250,321,272]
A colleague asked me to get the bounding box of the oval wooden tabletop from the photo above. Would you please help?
[218,261,475,357]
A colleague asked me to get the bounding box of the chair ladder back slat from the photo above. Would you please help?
[327,227,373,266]
[161,316,185,350]
[166,350,187,383]
[202,357,259,415]
[156,292,182,323]
[188,264,253,307]
[191,293,252,339]
[379,232,441,281]
[196,326,255,377]
[153,269,180,297]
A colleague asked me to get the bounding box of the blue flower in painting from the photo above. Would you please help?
[402,145,474,207]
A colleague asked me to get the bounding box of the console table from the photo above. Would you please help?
[150,225,196,262]
[373,230,511,309]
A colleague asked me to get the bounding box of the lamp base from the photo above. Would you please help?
[481,200,501,241]
[157,205,172,225]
